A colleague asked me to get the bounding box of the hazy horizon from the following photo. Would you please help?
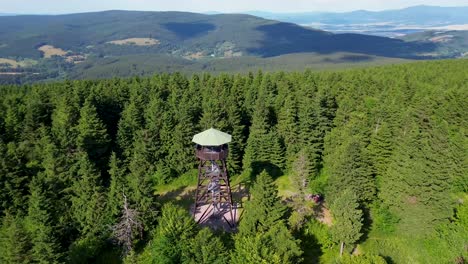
[1,1,468,15]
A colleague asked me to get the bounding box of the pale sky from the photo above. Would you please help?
[1,0,468,14]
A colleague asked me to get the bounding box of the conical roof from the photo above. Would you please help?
[192,128,232,146]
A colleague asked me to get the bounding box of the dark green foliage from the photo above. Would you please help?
[76,100,110,163]
[232,223,303,264]
[234,170,302,263]
[330,189,363,252]
[183,228,229,264]
[70,153,106,237]
[0,214,32,264]
[326,137,376,204]
[0,59,466,263]
[147,203,197,264]
[239,170,287,235]
[25,177,61,263]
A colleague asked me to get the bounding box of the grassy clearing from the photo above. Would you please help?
[0,58,19,68]
[38,45,67,58]
[275,174,296,198]
[0,58,37,68]
[107,38,160,46]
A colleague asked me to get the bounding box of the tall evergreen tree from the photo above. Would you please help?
[117,101,144,159]
[76,99,110,164]
[239,170,287,235]
[326,136,376,204]
[148,203,197,264]
[0,213,32,264]
[330,189,363,255]
[183,228,229,264]
[25,177,61,264]
[70,153,106,237]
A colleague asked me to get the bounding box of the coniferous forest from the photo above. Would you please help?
[0,59,466,263]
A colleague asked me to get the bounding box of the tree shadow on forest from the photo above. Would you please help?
[247,22,437,58]
[163,22,216,40]
[156,180,250,213]
[298,218,323,264]
[358,206,373,245]
[250,161,283,180]
[156,186,197,210]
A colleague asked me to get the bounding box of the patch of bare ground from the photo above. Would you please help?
[0,58,20,68]
[66,55,87,64]
[429,35,454,43]
[183,51,205,60]
[315,203,333,226]
[38,45,68,58]
[223,50,242,58]
[107,38,160,46]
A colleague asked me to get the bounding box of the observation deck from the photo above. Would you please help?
[195,145,229,160]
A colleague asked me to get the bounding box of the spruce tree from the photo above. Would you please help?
[149,203,197,264]
[76,99,110,163]
[126,132,158,229]
[25,177,61,264]
[70,153,106,237]
[239,170,286,235]
[326,137,376,204]
[330,189,363,255]
[117,101,144,159]
[183,228,229,264]
[0,213,32,264]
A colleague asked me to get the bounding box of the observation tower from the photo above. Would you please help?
[192,128,236,228]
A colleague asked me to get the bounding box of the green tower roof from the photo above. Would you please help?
[192,128,232,146]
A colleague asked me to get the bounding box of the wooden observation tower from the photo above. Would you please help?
[192,128,236,228]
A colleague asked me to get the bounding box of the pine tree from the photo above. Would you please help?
[70,153,106,236]
[243,92,284,176]
[149,203,197,264]
[76,99,110,163]
[379,120,454,235]
[330,189,363,255]
[117,101,144,159]
[239,170,287,235]
[107,153,128,223]
[326,137,376,204]
[183,228,229,264]
[367,122,394,179]
[51,95,79,152]
[25,176,61,264]
[277,93,300,165]
[126,132,158,228]
[225,95,246,175]
[0,213,32,264]
[233,221,302,264]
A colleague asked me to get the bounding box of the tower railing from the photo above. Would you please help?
[195,145,229,160]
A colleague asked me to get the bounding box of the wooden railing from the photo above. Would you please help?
[195,147,229,160]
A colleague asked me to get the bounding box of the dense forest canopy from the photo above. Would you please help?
[0,59,466,263]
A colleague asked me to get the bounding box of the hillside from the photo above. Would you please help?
[0,10,436,59]
[249,6,468,37]
[401,30,468,57]
[0,10,464,84]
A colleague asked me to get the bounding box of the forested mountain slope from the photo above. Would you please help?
[0,11,434,59]
[0,59,466,263]
[0,10,456,84]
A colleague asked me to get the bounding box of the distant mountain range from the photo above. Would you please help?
[0,10,443,60]
[247,5,468,37]
[0,9,466,84]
